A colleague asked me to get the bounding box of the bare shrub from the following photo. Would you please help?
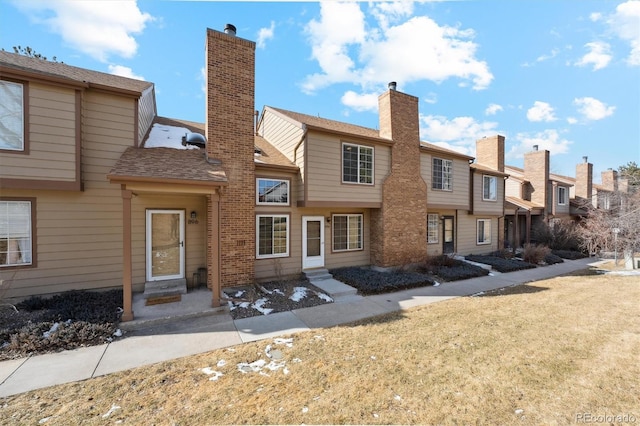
[533,220,582,251]
[523,244,551,264]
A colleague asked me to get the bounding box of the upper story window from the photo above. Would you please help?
[432,158,452,191]
[557,186,567,205]
[257,178,289,205]
[0,200,33,267]
[342,143,373,185]
[477,219,491,245]
[427,214,439,243]
[0,80,25,151]
[332,214,363,251]
[483,175,497,201]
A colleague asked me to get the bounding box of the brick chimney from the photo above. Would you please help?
[475,135,505,172]
[205,25,256,287]
[370,82,428,267]
[523,146,550,209]
[601,169,618,192]
[575,156,593,200]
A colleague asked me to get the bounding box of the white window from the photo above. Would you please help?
[432,158,452,190]
[256,178,289,205]
[256,215,289,258]
[342,143,373,184]
[427,214,439,243]
[483,175,497,201]
[0,80,25,151]
[477,219,491,245]
[0,200,32,267]
[558,186,567,205]
[332,214,363,251]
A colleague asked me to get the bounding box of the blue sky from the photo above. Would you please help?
[1,1,638,180]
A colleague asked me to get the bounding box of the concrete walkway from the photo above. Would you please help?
[0,257,596,398]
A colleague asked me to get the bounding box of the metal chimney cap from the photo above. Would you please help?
[533,145,539,151]
[582,156,588,163]
[224,24,236,35]
[388,81,397,91]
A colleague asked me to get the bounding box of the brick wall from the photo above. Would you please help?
[205,27,256,287]
[524,149,549,210]
[370,89,428,267]
[601,169,618,192]
[575,161,593,199]
[475,135,505,172]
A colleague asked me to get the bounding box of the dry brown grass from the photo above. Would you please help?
[2,273,639,425]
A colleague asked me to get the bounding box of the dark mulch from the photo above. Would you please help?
[544,253,565,265]
[223,278,333,320]
[330,267,434,295]
[0,290,123,361]
[465,255,537,273]
[552,250,588,260]
[416,256,490,282]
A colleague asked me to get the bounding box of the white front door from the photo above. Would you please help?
[146,210,185,281]
[302,216,325,269]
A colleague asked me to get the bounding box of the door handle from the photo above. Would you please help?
[180,241,184,247]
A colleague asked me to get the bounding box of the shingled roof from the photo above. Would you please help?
[0,50,152,94]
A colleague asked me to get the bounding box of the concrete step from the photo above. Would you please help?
[143,278,187,299]
[303,268,333,281]
[309,277,358,299]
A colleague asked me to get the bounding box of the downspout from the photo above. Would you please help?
[293,124,308,164]
[468,167,474,214]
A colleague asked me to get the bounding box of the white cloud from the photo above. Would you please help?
[575,41,612,70]
[527,101,557,122]
[302,3,493,95]
[607,0,640,66]
[567,117,578,124]
[108,64,144,81]
[11,0,153,62]
[590,12,603,22]
[573,97,615,121]
[340,91,379,112]
[257,21,275,49]
[420,114,499,155]
[423,92,438,104]
[369,1,414,31]
[485,103,503,115]
[507,130,573,159]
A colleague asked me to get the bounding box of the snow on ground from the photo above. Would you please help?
[143,123,201,149]
[225,285,332,316]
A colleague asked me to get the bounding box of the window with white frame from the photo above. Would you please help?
[0,80,25,151]
[332,214,363,251]
[557,186,567,205]
[0,200,33,267]
[256,215,289,258]
[432,158,452,190]
[427,214,439,243]
[256,178,289,205]
[477,219,491,245]
[483,175,497,201]
[342,143,373,184]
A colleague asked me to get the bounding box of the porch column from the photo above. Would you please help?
[514,210,520,249]
[207,192,221,307]
[121,187,134,321]
[525,211,532,245]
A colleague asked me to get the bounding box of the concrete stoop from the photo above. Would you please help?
[307,277,360,302]
[143,278,188,299]
[303,268,333,281]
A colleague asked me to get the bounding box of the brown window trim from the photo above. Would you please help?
[0,197,37,269]
[0,77,30,155]
[330,212,365,253]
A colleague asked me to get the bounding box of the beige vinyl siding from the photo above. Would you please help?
[0,90,137,298]
[259,110,304,161]
[421,153,469,208]
[505,178,522,198]
[130,195,207,291]
[254,206,371,281]
[305,133,389,203]
[0,83,77,181]
[456,213,499,255]
[474,173,504,215]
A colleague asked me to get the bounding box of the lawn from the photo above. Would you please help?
[1,272,639,425]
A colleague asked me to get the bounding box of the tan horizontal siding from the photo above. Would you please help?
[259,110,304,161]
[421,153,469,208]
[305,133,388,203]
[473,173,504,215]
[457,213,499,255]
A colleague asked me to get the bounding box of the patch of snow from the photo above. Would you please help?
[273,288,285,296]
[143,123,201,150]
[102,404,121,419]
[38,418,50,424]
[488,272,495,276]
[314,335,325,341]
[43,323,59,339]
[433,281,441,287]
[315,291,333,302]
[471,291,485,297]
[233,290,244,297]
[274,337,293,347]
[227,301,236,311]
[370,355,377,360]
[292,358,302,363]
[217,360,226,368]
[113,329,123,337]
[252,298,273,315]
[290,287,308,302]
[238,359,267,373]
[258,285,273,295]
[239,301,251,309]
[302,407,309,413]
[394,394,402,401]
[515,409,524,414]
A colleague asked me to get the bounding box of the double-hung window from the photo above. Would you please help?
[342,143,373,184]
[0,200,33,267]
[477,219,491,245]
[432,158,452,190]
[427,214,439,243]
[332,214,363,251]
[557,186,567,205]
[483,175,497,201]
[0,80,25,151]
[257,178,289,205]
[256,215,289,258]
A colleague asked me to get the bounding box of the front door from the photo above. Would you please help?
[443,216,455,254]
[146,210,185,281]
[302,216,324,269]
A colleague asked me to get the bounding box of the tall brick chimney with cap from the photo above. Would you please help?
[475,135,505,172]
[370,82,428,267]
[523,145,550,211]
[575,156,593,200]
[205,25,256,289]
[601,168,618,192]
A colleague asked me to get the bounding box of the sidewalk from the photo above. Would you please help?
[0,257,596,398]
